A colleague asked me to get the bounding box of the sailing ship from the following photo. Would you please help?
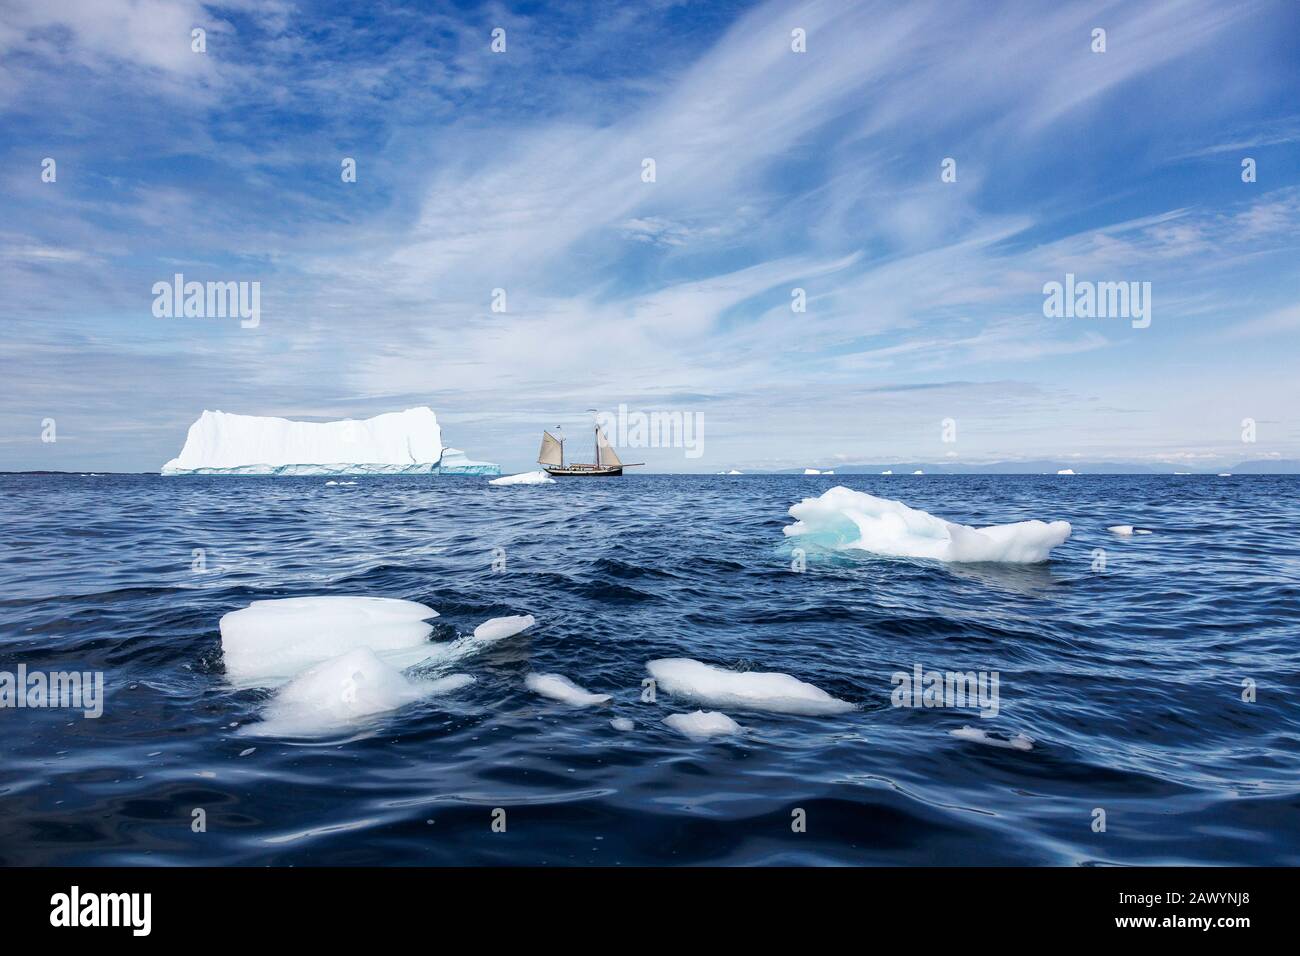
[537,419,643,477]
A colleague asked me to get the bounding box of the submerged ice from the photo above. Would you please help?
[784,486,1070,563]
[244,648,474,738]
[646,658,853,716]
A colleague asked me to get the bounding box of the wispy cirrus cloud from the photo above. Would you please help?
[1,0,1298,471]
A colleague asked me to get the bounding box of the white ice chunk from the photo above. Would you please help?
[950,725,1034,751]
[489,470,555,485]
[473,614,535,642]
[243,648,471,738]
[784,486,1070,563]
[1056,469,1076,475]
[803,468,821,475]
[525,673,611,706]
[1108,525,1152,536]
[220,596,439,687]
[646,658,853,716]
[610,717,635,731]
[663,710,741,739]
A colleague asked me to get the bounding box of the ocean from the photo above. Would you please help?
[1,473,1296,866]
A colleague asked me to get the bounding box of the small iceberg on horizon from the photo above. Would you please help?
[784,486,1070,563]
[646,658,853,716]
[489,470,555,485]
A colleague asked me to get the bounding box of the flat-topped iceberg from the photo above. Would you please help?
[784,486,1070,563]
[161,407,499,475]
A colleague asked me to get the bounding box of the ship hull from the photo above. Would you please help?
[545,465,623,477]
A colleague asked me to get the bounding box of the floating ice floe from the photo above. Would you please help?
[473,614,535,642]
[663,710,741,739]
[1107,525,1152,536]
[242,648,473,738]
[646,658,853,716]
[1056,468,1076,475]
[610,717,635,731]
[489,470,555,486]
[220,596,441,687]
[804,468,821,475]
[525,673,611,707]
[220,597,535,736]
[950,725,1034,751]
[784,486,1070,563]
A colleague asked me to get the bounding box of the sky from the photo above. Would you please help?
[1,0,1299,473]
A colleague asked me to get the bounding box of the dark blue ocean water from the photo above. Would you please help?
[1,473,1297,866]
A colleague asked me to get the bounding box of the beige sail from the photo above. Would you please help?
[595,427,623,468]
[538,431,563,467]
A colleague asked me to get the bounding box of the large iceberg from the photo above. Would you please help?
[784,486,1070,563]
[161,407,499,476]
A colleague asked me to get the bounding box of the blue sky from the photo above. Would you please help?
[2,0,1299,472]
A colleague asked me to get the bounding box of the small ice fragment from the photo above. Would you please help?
[325,480,338,486]
[426,673,475,693]
[525,673,611,706]
[646,658,853,715]
[1108,525,1134,535]
[610,717,635,731]
[490,470,555,485]
[950,725,1033,751]
[663,710,741,739]
[239,747,256,757]
[473,614,535,642]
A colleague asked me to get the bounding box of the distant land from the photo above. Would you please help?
[774,460,1300,475]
